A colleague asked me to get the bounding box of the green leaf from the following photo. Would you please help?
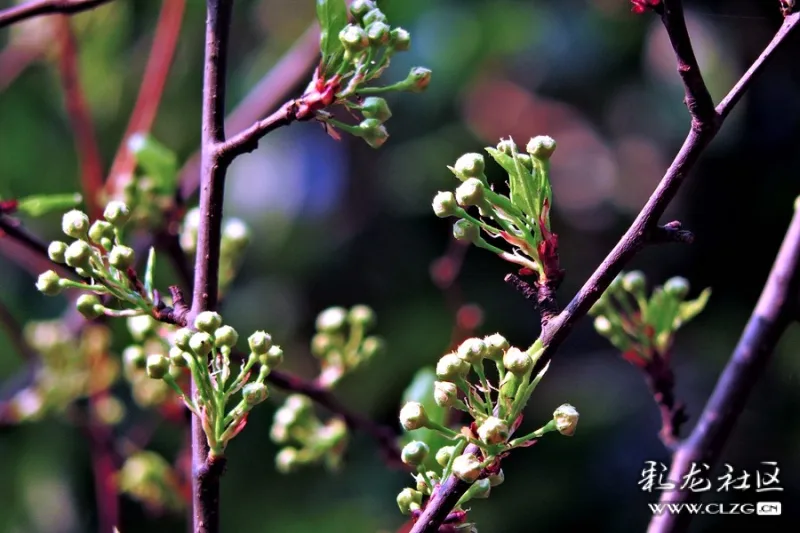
[485,146,539,224]
[400,367,450,472]
[675,287,711,329]
[316,0,348,66]
[128,133,177,195]
[16,193,82,217]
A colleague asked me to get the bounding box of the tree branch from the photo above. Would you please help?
[105,0,186,198]
[0,0,113,29]
[54,16,105,220]
[658,0,716,129]
[647,204,800,533]
[410,11,800,533]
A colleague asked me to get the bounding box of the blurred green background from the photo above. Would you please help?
[1,0,799,532]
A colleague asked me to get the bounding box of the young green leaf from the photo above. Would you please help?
[144,246,156,300]
[675,287,711,328]
[316,0,349,66]
[485,147,537,223]
[16,193,82,217]
[128,133,178,195]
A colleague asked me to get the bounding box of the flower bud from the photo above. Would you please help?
[553,403,579,436]
[358,118,389,148]
[399,401,428,431]
[36,270,63,296]
[402,66,431,92]
[593,316,612,335]
[432,191,458,218]
[189,332,214,356]
[664,276,690,299]
[455,178,485,207]
[497,138,516,155]
[62,209,90,239]
[435,445,455,467]
[526,135,557,159]
[310,333,334,357]
[503,347,532,375]
[401,440,429,466]
[484,333,509,360]
[64,240,92,268]
[339,24,368,54]
[366,21,390,46]
[76,294,103,319]
[109,245,135,270]
[275,447,299,474]
[169,346,189,367]
[454,153,485,181]
[146,354,170,379]
[316,307,348,333]
[174,328,193,350]
[488,468,505,487]
[221,218,250,252]
[457,337,486,364]
[48,241,68,263]
[88,220,114,246]
[127,315,155,341]
[248,330,272,354]
[433,380,458,407]
[622,270,646,294]
[362,8,387,26]
[452,453,482,483]
[214,325,238,348]
[360,97,392,123]
[349,0,376,20]
[262,345,284,368]
[396,487,422,515]
[348,304,375,329]
[452,219,479,243]
[435,353,470,381]
[416,471,439,492]
[517,153,534,172]
[103,201,131,227]
[194,311,222,333]
[123,346,147,370]
[360,336,384,359]
[242,382,269,406]
[477,416,509,445]
[390,27,411,51]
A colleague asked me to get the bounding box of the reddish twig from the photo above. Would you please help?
[0,0,113,29]
[648,204,800,532]
[411,10,800,533]
[105,0,186,199]
[54,17,104,220]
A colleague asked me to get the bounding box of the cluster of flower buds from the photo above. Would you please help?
[271,394,348,474]
[311,305,384,388]
[180,207,250,295]
[433,136,561,283]
[589,271,710,367]
[395,334,578,520]
[36,202,165,321]
[117,451,185,512]
[119,133,179,229]
[313,0,431,148]
[5,320,121,423]
[146,311,283,456]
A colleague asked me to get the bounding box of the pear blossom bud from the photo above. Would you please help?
[103,201,131,227]
[396,487,422,515]
[316,307,348,333]
[123,346,147,370]
[390,27,411,51]
[622,270,646,294]
[349,0,376,20]
[435,445,455,467]
[526,135,557,159]
[452,219,479,243]
[213,325,238,348]
[401,440,429,466]
[452,453,482,483]
[64,240,92,268]
[145,354,169,379]
[248,331,272,354]
[433,380,458,407]
[189,332,214,356]
[366,21,390,46]
[436,353,470,381]
[360,96,392,123]
[76,294,103,319]
[61,209,89,239]
[262,345,284,368]
[455,178,486,207]
[169,346,190,367]
[275,447,299,474]
[174,328,193,350]
[339,24,368,54]
[242,382,269,406]
[553,403,579,436]
[36,270,62,296]
[484,333,509,360]
[109,245,135,270]
[457,337,486,364]
[358,118,389,148]
[593,316,613,335]
[503,347,532,375]
[471,479,491,499]
[453,153,485,180]
[48,241,68,263]
[477,416,509,445]
[432,191,458,218]
[194,311,222,333]
[362,8,387,26]
[399,401,428,431]
[488,469,505,487]
[664,276,690,299]
[88,220,114,245]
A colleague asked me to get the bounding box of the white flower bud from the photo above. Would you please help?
[553,403,579,436]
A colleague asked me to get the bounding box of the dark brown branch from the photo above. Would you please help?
[189,1,234,531]
[218,100,298,158]
[0,0,113,29]
[413,11,800,533]
[0,214,75,279]
[54,17,105,220]
[648,204,800,533]
[0,296,37,361]
[504,273,560,327]
[659,1,716,129]
[643,354,687,451]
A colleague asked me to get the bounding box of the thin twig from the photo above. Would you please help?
[189,1,234,531]
[410,11,800,533]
[0,296,37,361]
[0,0,113,29]
[647,204,800,533]
[54,16,105,220]
[105,0,186,199]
